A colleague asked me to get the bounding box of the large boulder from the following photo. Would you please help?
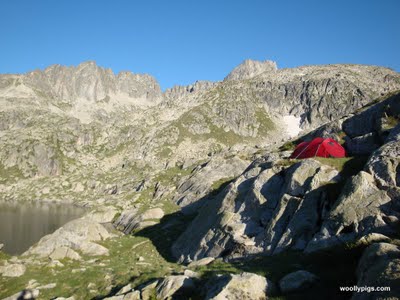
[113,208,164,234]
[205,272,275,300]
[0,263,26,277]
[2,289,39,300]
[306,138,400,253]
[352,242,400,299]
[155,275,195,299]
[279,270,319,294]
[24,217,113,258]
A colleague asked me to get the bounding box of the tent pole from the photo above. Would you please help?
[295,142,311,159]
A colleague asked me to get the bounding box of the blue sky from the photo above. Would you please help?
[0,0,399,90]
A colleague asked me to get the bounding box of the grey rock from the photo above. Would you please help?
[352,242,400,299]
[0,263,26,277]
[183,269,200,278]
[113,208,164,234]
[306,171,391,253]
[37,283,57,290]
[283,159,321,197]
[122,291,140,300]
[84,207,119,223]
[164,80,217,100]
[173,157,340,261]
[155,275,195,299]
[188,257,215,267]
[49,246,82,261]
[116,284,132,295]
[141,208,164,220]
[366,140,400,189]
[174,155,249,214]
[344,132,380,155]
[2,289,39,300]
[386,123,400,143]
[24,218,113,257]
[103,296,124,300]
[279,270,319,293]
[205,272,275,300]
[140,280,159,300]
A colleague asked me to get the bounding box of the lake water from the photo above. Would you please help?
[0,201,86,255]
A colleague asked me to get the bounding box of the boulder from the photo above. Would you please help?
[0,263,26,277]
[279,270,319,293]
[344,132,380,155]
[306,171,392,253]
[283,160,321,197]
[205,272,275,300]
[140,280,159,300]
[353,242,400,299]
[113,208,164,234]
[49,246,82,261]
[24,218,113,258]
[103,296,124,300]
[155,275,195,299]
[188,257,215,267]
[2,289,39,300]
[122,291,140,300]
[85,207,119,223]
[141,208,164,220]
[116,283,132,295]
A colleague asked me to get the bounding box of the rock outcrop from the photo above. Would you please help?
[0,263,26,277]
[173,91,400,263]
[352,243,400,299]
[204,272,275,300]
[24,217,114,258]
[279,270,319,294]
[113,208,164,234]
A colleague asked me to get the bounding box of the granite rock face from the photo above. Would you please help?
[172,158,341,262]
[173,91,400,263]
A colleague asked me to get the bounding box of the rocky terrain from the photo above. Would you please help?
[0,60,399,299]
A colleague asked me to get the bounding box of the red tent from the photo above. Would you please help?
[290,137,346,159]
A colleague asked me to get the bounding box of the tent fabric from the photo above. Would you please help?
[290,137,346,159]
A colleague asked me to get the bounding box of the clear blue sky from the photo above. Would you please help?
[0,0,399,90]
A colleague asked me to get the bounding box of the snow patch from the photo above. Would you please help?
[283,115,302,138]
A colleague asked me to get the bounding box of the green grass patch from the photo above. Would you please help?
[255,108,276,136]
[210,177,235,195]
[0,235,183,299]
[0,163,24,184]
[279,141,297,152]
[314,156,368,177]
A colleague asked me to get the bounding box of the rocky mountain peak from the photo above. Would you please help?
[224,59,278,81]
[15,61,163,106]
[163,80,217,101]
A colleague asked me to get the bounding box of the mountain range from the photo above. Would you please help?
[0,60,399,299]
